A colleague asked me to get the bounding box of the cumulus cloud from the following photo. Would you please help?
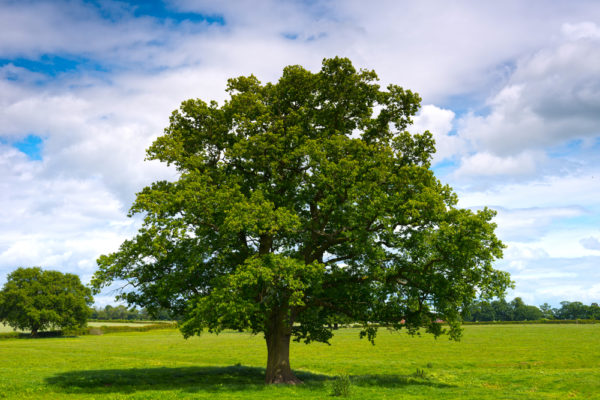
[0,143,139,285]
[580,237,600,251]
[499,254,600,305]
[454,151,542,178]
[458,27,600,156]
[0,0,226,69]
[562,21,600,40]
[410,105,464,163]
[2,0,600,307]
[457,168,600,210]
[492,207,586,242]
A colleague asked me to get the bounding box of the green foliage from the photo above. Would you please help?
[331,374,351,397]
[554,301,600,320]
[465,298,600,322]
[89,305,175,321]
[92,57,510,380]
[90,305,145,320]
[0,267,93,335]
[465,298,518,321]
[464,319,600,325]
[413,368,428,379]
[0,321,176,339]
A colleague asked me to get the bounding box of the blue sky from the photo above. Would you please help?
[1,0,600,307]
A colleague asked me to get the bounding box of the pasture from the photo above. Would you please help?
[0,321,158,333]
[0,324,598,399]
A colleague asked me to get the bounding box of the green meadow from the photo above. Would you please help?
[0,322,159,333]
[0,324,598,399]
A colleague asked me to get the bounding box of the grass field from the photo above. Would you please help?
[0,321,161,333]
[0,324,598,399]
[86,322,161,327]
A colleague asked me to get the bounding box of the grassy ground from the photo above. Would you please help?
[0,325,598,399]
[87,322,162,327]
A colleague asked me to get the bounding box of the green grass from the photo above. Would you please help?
[0,325,599,399]
[87,322,163,327]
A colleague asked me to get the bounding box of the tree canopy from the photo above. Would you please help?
[92,57,511,384]
[0,267,93,336]
[465,297,543,322]
[465,298,600,322]
[90,304,173,320]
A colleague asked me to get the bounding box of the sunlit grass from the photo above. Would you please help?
[0,325,598,399]
[0,321,159,333]
[87,321,161,327]
[0,324,25,333]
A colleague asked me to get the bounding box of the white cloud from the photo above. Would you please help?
[454,151,542,178]
[499,255,600,305]
[458,32,600,156]
[457,171,600,210]
[532,281,600,305]
[0,143,140,285]
[2,1,600,308]
[580,237,600,251]
[0,0,216,67]
[562,21,600,40]
[493,207,585,242]
[410,105,464,163]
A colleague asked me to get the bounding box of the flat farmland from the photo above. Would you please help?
[0,321,159,333]
[0,324,598,399]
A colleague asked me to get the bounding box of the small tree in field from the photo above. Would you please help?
[92,57,511,384]
[0,267,93,336]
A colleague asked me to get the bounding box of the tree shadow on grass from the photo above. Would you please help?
[46,365,328,394]
[46,365,455,394]
[352,374,456,389]
[0,330,68,340]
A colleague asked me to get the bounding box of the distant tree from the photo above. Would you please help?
[511,297,543,321]
[90,304,175,321]
[509,297,526,319]
[92,57,510,384]
[491,298,513,321]
[89,307,103,319]
[0,267,92,336]
[91,305,142,320]
[539,303,554,319]
[466,297,543,321]
[589,303,600,320]
[468,299,600,322]
[554,301,590,320]
[465,300,496,321]
[147,307,175,321]
[92,304,162,320]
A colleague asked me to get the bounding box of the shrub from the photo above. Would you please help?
[413,368,427,379]
[331,374,351,397]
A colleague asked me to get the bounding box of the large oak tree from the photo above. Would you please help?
[92,57,511,384]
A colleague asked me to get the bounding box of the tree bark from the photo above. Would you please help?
[264,313,302,384]
[31,327,38,337]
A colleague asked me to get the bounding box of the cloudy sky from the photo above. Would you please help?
[1,0,599,308]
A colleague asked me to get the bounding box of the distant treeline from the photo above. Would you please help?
[89,305,173,321]
[92,299,600,323]
[464,298,600,322]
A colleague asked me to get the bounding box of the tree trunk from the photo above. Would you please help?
[31,327,38,337]
[264,315,302,384]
